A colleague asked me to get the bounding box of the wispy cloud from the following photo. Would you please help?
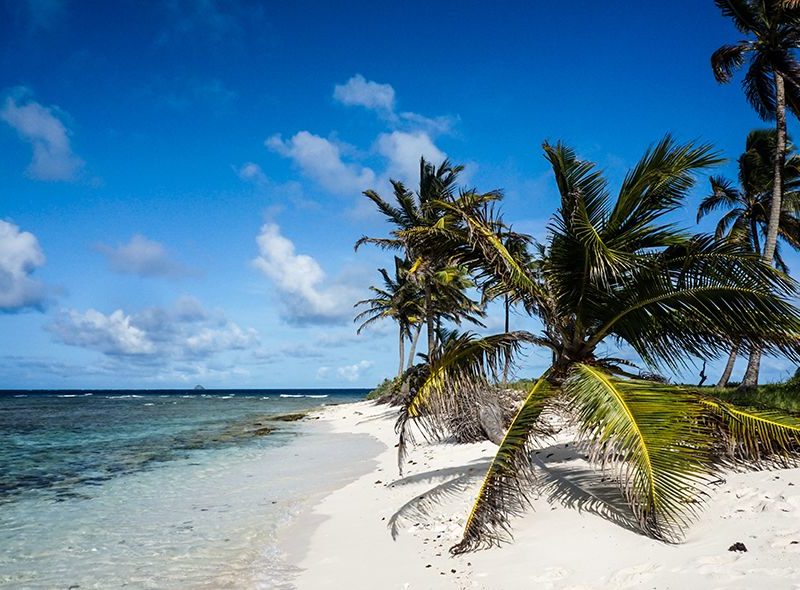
[94,234,194,279]
[252,222,362,325]
[333,74,455,135]
[317,360,374,382]
[12,0,65,30]
[0,219,49,313]
[1,91,84,182]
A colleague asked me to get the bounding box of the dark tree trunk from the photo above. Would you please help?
[398,326,405,379]
[716,342,739,388]
[741,72,786,389]
[425,281,436,361]
[406,324,422,370]
[502,294,511,383]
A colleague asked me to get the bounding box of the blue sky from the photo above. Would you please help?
[1,0,797,388]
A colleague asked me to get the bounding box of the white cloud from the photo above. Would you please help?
[266,131,376,196]
[338,360,374,382]
[49,309,155,355]
[186,323,258,354]
[95,234,191,278]
[333,74,395,114]
[48,298,259,359]
[253,222,361,325]
[237,161,268,184]
[376,130,447,187]
[0,219,48,312]
[1,93,84,181]
[315,360,373,382]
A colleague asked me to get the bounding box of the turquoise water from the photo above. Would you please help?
[0,390,377,589]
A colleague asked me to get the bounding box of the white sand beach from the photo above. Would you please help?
[285,400,800,590]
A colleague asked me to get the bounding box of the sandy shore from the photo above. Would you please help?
[285,400,800,589]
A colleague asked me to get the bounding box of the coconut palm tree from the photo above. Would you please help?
[711,0,800,386]
[698,129,800,386]
[395,137,800,553]
[354,257,423,377]
[355,158,487,360]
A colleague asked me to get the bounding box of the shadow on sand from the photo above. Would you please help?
[387,441,642,540]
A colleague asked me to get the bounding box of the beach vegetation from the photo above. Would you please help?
[359,136,800,553]
[697,129,800,386]
[711,0,800,386]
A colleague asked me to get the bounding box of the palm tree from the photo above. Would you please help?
[698,129,800,386]
[354,257,423,377]
[355,158,486,361]
[711,0,800,386]
[395,137,800,553]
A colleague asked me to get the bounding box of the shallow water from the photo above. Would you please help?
[0,390,376,589]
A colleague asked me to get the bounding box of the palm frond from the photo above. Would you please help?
[710,42,749,83]
[396,331,534,473]
[700,397,800,465]
[714,0,761,34]
[450,375,555,554]
[566,365,717,541]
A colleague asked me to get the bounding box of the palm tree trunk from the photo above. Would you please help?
[716,342,739,388]
[502,294,511,383]
[398,327,405,378]
[741,72,786,389]
[425,281,435,361]
[407,324,422,369]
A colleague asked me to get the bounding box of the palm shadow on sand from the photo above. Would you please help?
[387,441,642,541]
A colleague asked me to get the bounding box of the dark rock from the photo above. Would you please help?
[271,412,307,422]
[728,542,747,552]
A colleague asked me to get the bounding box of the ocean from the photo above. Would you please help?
[0,389,378,589]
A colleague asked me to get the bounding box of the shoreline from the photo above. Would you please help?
[284,400,800,589]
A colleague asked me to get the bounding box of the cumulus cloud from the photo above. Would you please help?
[48,297,259,360]
[333,74,395,114]
[252,222,361,325]
[376,130,448,187]
[1,93,84,181]
[94,234,192,278]
[266,75,454,203]
[266,131,376,196]
[49,309,155,355]
[0,219,48,312]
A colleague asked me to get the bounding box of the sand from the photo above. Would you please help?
[284,400,800,589]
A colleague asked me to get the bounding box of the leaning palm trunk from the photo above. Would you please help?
[406,324,422,370]
[742,72,787,388]
[397,327,405,378]
[716,342,739,388]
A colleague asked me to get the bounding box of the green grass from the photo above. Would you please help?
[714,375,800,414]
[366,377,401,400]
[374,373,800,413]
[509,374,800,414]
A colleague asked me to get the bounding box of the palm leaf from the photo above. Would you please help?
[450,375,554,554]
[700,397,800,465]
[396,331,533,473]
[565,365,717,541]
